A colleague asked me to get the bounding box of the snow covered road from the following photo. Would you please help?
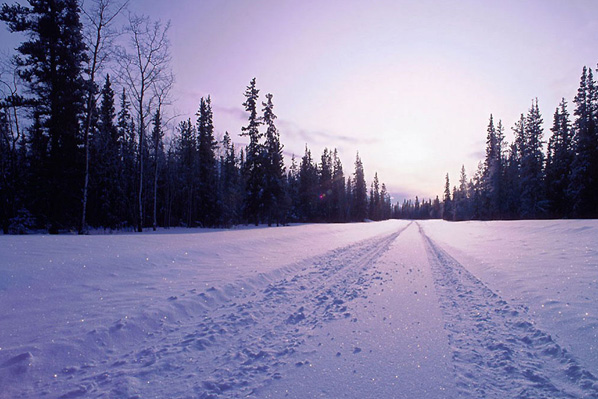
[1,220,597,398]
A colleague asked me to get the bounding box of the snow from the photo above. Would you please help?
[1,220,597,398]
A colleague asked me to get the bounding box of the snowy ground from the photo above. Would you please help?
[1,220,597,398]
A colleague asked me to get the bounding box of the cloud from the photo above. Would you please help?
[277,119,379,147]
[214,105,247,122]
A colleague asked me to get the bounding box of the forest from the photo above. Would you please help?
[1,1,597,234]
[395,67,598,221]
[0,0,392,234]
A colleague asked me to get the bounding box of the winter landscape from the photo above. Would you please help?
[2,1,598,398]
[1,220,598,398]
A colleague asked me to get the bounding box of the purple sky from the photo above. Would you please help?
[3,0,598,200]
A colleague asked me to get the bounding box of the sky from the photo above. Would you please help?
[3,0,598,201]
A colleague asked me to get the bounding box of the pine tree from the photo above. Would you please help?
[569,67,598,217]
[1,0,89,232]
[89,74,123,229]
[299,145,318,221]
[319,148,333,221]
[262,93,286,226]
[331,149,346,222]
[520,99,546,218]
[352,152,367,222]
[219,132,241,227]
[442,173,453,220]
[196,96,219,226]
[150,108,165,230]
[546,99,573,217]
[240,78,264,225]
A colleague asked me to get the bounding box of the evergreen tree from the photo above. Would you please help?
[569,67,598,217]
[546,99,573,217]
[262,93,286,226]
[89,74,123,229]
[454,165,469,220]
[1,0,89,232]
[318,148,333,221]
[196,96,219,226]
[520,99,546,218]
[150,108,165,230]
[352,152,368,222]
[331,149,346,222]
[299,145,318,221]
[219,132,241,227]
[240,78,264,225]
[442,173,453,220]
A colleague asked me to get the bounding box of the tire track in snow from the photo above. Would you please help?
[419,223,598,399]
[44,223,410,399]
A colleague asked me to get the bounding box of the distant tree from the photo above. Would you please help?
[319,148,333,221]
[196,96,219,227]
[454,165,469,220]
[117,14,172,232]
[262,93,286,226]
[569,67,598,217]
[546,98,573,217]
[240,78,264,225]
[299,145,318,221]
[442,173,453,220]
[331,149,346,222]
[219,132,241,227]
[352,152,368,221]
[80,0,126,233]
[519,99,546,218]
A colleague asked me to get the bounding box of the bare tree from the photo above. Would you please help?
[150,73,174,231]
[80,0,127,234]
[0,56,24,155]
[116,14,171,232]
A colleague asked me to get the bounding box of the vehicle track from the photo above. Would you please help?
[43,224,410,398]
[419,223,598,399]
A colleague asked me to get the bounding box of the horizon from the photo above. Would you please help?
[1,0,598,203]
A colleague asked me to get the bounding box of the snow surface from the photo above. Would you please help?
[1,220,597,398]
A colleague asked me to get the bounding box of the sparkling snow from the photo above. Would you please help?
[1,220,597,398]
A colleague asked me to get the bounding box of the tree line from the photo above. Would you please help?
[0,0,392,234]
[438,66,598,221]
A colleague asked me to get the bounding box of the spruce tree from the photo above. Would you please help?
[1,0,88,232]
[241,78,264,225]
[352,152,368,222]
[262,93,286,226]
[219,132,241,227]
[196,96,219,226]
[442,173,453,220]
[520,99,546,218]
[331,149,346,222]
[299,145,318,221]
[569,67,598,217]
[546,99,573,217]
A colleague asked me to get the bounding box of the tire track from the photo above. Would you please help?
[419,223,598,398]
[45,223,410,398]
